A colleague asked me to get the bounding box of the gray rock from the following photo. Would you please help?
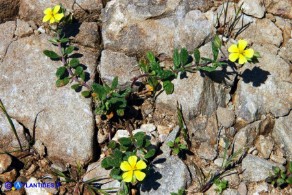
[0,112,28,150]
[279,39,292,63]
[255,135,274,159]
[188,0,214,12]
[237,182,247,195]
[249,182,269,194]
[99,50,140,85]
[0,0,19,22]
[272,112,292,161]
[275,17,292,47]
[156,73,227,127]
[242,154,284,182]
[237,18,283,47]
[19,0,103,24]
[233,121,260,153]
[25,177,51,195]
[140,156,191,195]
[33,140,46,157]
[223,171,240,188]
[239,0,265,18]
[0,21,15,60]
[0,34,97,165]
[191,113,219,148]
[216,107,235,128]
[266,0,292,19]
[234,44,291,123]
[15,19,34,38]
[102,0,213,56]
[159,126,180,157]
[73,22,100,48]
[197,142,217,160]
[83,160,120,193]
[174,10,213,52]
[222,189,240,195]
[0,153,12,174]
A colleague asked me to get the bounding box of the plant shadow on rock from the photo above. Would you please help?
[140,159,164,192]
[200,62,270,87]
[241,66,270,87]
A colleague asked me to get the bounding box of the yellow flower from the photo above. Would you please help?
[120,156,147,183]
[228,39,254,65]
[43,5,64,24]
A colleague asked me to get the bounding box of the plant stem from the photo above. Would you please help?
[56,32,91,90]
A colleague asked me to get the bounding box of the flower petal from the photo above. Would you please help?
[228,44,239,53]
[243,48,254,58]
[49,17,55,24]
[136,160,147,170]
[229,53,239,62]
[43,14,52,22]
[120,161,132,171]
[128,156,137,169]
[54,13,64,21]
[53,5,61,14]
[122,171,133,183]
[44,8,52,14]
[238,54,247,64]
[238,39,248,52]
[134,171,146,181]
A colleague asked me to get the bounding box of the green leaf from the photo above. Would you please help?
[289,161,292,173]
[163,80,174,95]
[276,178,285,186]
[180,144,188,150]
[146,51,156,64]
[144,149,156,159]
[80,71,86,81]
[134,132,145,148]
[56,67,67,79]
[173,49,180,69]
[159,70,175,81]
[212,41,219,61]
[116,109,124,116]
[59,38,69,43]
[118,137,132,147]
[49,38,58,44]
[101,157,112,169]
[75,66,83,76]
[108,140,117,149]
[194,49,200,64]
[81,91,91,98]
[198,66,217,72]
[70,58,80,68]
[43,50,60,59]
[92,83,106,100]
[71,84,81,91]
[273,167,280,175]
[167,141,174,148]
[56,77,69,87]
[173,148,180,155]
[213,35,222,49]
[110,168,122,180]
[201,57,213,62]
[65,46,75,55]
[286,176,292,184]
[254,51,261,58]
[144,139,151,148]
[111,76,118,89]
[180,48,189,66]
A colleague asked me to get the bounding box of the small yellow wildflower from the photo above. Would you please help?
[228,39,254,65]
[43,5,64,24]
[120,156,147,183]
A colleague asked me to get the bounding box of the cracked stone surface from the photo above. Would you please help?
[19,0,103,24]
[0,21,16,61]
[0,34,98,164]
